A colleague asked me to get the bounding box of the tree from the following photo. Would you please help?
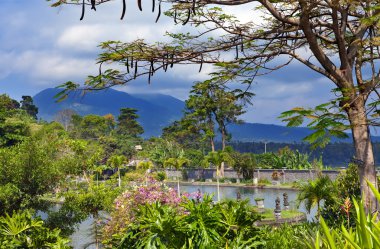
[186,80,252,152]
[20,96,38,120]
[0,95,31,147]
[162,120,206,150]
[297,175,337,219]
[51,0,380,212]
[107,155,126,187]
[116,108,144,137]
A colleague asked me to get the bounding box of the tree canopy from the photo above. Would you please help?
[49,0,380,212]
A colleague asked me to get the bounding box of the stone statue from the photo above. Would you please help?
[283,193,289,207]
[236,191,241,201]
[274,196,281,219]
[275,197,281,211]
[196,189,202,203]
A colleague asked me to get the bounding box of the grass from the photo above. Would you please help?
[256,208,304,220]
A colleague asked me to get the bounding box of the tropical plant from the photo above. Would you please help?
[107,155,127,187]
[232,152,257,180]
[52,183,120,248]
[203,150,234,178]
[305,182,380,249]
[321,163,361,227]
[137,160,154,170]
[0,210,70,248]
[297,175,337,219]
[164,157,190,170]
[115,196,263,249]
[263,223,317,249]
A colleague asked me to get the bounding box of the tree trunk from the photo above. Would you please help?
[221,129,226,151]
[347,99,378,213]
[220,128,226,177]
[210,138,215,152]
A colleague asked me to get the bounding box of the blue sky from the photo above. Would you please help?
[0,0,334,125]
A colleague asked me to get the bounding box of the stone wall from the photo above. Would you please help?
[165,168,340,183]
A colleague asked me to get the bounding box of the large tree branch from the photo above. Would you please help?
[285,51,336,83]
[299,0,344,87]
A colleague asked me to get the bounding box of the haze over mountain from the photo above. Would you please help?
[34,88,185,137]
[33,88,364,143]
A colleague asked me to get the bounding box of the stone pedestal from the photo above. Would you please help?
[253,178,258,185]
[274,211,281,219]
[255,199,264,208]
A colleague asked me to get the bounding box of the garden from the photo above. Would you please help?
[2,0,380,248]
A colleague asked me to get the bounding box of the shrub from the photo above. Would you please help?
[122,171,145,183]
[102,179,182,242]
[115,197,263,248]
[0,210,70,248]
[153,171,167,181]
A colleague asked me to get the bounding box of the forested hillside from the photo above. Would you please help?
[225,141,380,167]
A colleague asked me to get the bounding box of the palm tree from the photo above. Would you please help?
[164,157,190,197]
[203,150,234,201]
[297,175,336,219]
[107,155,126,188]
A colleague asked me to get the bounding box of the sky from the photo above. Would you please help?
[0,0,335,125]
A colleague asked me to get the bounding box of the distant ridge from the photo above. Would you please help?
[33,88,185,137]
[33,88,380,142]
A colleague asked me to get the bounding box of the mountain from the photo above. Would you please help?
[227,123,319,143]
[33,88,380,143]
[33,88,185,137]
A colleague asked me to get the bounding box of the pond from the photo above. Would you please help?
[65,183,317,248]
[172,183,317,221]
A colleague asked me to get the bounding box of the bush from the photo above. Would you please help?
[122,171,145,183]
[102,180,182,242]
[153,171,167,181]
[0,210,70,248]
[115,197,264,248]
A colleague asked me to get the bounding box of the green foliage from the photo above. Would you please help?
[254,147,313,169]
[305,182,380,249]
[70,114,113,139]
[116,196,263,249]
[46,183,121,237]
[232,152,257,180]
[142,138,186,167]
[0,210,70,248]
[162,120,206,150]
[263,223,316,249]
[321,163,360,227]
[137,160,154,170]
[0,136,68,211]
[297,175,337,218]
[279,103,349,149]
[20,96,38,120]
[0,184,22,215]
[164,157,190,170]
[153,171,167,181]
[184,80,253,151]
[203,150,234,169]
[0,94,32,147]
[116,108,144,137]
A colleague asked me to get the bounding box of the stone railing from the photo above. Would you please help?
[165,168,341,183]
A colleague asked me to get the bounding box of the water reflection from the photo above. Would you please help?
[174,184,317,221]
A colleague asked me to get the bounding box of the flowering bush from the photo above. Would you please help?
[102,179,182,241]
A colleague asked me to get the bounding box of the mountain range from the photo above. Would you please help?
[33,88,369,143]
